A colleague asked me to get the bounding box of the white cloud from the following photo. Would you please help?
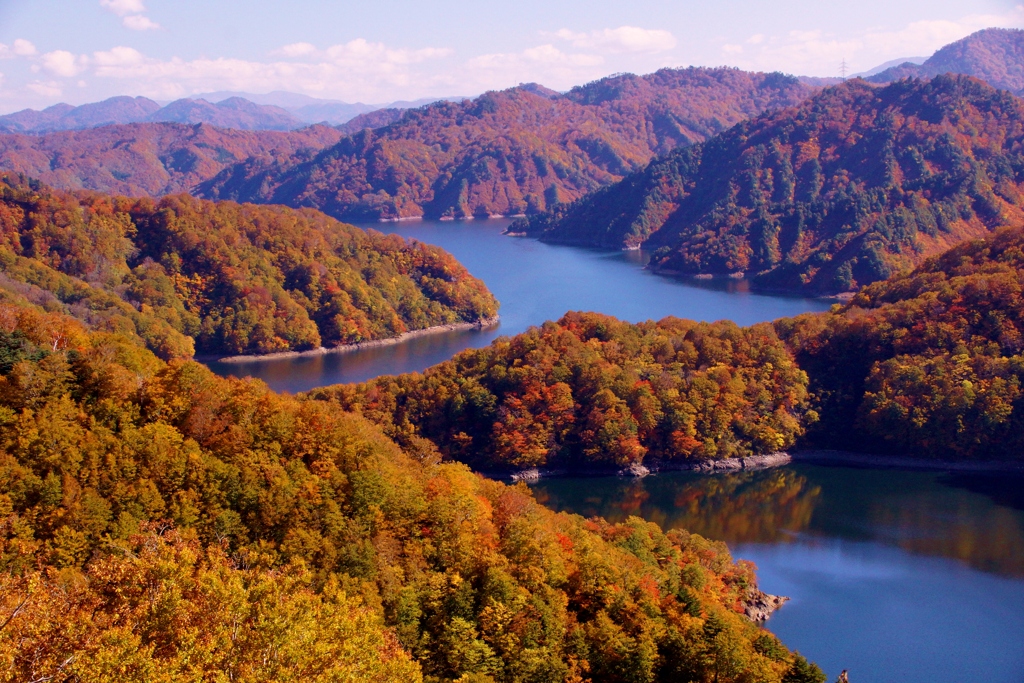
[100,0,146,16]
[26,81,62,98]
[13,39,37,57]
[0,39,37,60]
[41,51,85,78]
[81,40,456,101]
[274,42,317,58]
[724,7,1024,76]
[123,15,160,31]
[554,26,677,53]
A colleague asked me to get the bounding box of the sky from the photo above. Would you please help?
[0,0,1021,112]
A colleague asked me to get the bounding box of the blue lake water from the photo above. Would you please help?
[207,218,830,393]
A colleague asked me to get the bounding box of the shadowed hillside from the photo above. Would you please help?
[514,75,1024,294]
[196,68,816,220]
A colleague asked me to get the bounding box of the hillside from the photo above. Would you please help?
[0,295,823,682]
[0,95,306,133]
[196,68,816,220]
[0,122,344,197]
[514,75,1024,294]
[868,28,1024,93]
[778,224,1024,461]
[0,175,497,358]
[310,311,811,472]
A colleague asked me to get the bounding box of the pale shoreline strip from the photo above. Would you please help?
[200,316,500,364]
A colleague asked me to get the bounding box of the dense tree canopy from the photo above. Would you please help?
[515,75,1024,294]
[0,175,497,357]
[777,224,1024,460]
[197,68,815,220]
[0,294,820,682]
[311,312,811,471]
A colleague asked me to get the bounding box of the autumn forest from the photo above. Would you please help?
[2,23,1024,683]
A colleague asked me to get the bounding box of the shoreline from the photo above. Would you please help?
[487,449,1024,482]
[791,449,1024,473]
[199,316,500,364]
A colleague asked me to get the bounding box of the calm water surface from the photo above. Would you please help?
[531,465,1024,683]
[207,219,830,392]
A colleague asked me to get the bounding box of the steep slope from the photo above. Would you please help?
[197,68,816,220]
[868,28,1024,93]
[515,75,1024,293]
[0,174,497,358]
[0,296,822,682]
[0,122,344,196]
[778,224,1024,461]
[0,95,305,133]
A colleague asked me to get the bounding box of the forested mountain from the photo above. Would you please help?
[0,123,344,197]
[0,294,822,682]
[312,312,810,472]
[514,75,1024,294]
[0,95,306,133]
[335,107,407,135]
[0,175,496,358]
[196,68,816,220]
[778,224,1024,461]
[868,28,1024,93]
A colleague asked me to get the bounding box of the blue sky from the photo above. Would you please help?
[0,0,1020,112]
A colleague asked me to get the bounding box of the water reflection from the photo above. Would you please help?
[532,469,821,544]
[531,465,1024,577]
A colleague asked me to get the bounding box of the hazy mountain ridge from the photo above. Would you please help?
[195,67,817,220]
[868,28,1024,93]
[0,122,346,197]
[512,75,1024,294]
[0,95,312,133]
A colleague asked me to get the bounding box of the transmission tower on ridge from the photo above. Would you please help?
[840,58,848,81]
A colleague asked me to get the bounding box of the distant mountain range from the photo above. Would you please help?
[512,75,1024,294]
[196,68,816,220]
[868,27,1024,93]
[0,96,305,133]
[0,123,345,196]
[0,92,464,134]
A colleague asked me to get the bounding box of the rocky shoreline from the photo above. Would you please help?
[198,316,500,364]
[492,448,1024,483]
[499,452,795,483]
[742,590,789,622]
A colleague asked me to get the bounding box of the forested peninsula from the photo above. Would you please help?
[513,75,1024,294]
[310,224,1024,473]
[0,174,497,358]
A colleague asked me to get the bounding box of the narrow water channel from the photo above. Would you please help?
[207,219,830,393]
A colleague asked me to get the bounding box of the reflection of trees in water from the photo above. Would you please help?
[537,469,822,544]
[534,468,1024,578]
[868,490,1024,577]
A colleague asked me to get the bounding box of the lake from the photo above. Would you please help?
[531,465,1024,683]
[207,218,1024,681]
[207,218,831,393]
